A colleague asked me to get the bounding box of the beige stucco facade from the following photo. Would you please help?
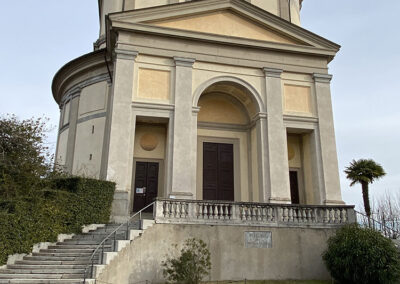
[53,0,344,222]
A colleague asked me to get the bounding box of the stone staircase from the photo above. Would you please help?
[0,219,155,284]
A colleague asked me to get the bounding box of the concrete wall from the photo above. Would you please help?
[97,223,334,283]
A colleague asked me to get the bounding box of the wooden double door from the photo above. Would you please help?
[203,142,234,201]
[133,162,159,212]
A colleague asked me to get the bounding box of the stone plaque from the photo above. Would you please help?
[245,231,272,248]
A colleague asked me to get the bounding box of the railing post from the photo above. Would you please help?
[347,208,356,224]
[126,220,130,239]
[101,242,105,264]
[113,231,116,251]
[231,203,239,221]
[91,259,94,278]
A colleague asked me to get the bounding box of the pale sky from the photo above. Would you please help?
[1,1,399,210]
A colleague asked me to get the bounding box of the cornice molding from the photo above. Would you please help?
[52,49,110,104]
[174,56,196,67]
[60,73,110,105]
[263,67,283,78]
[313,73,333,83]
[132,101,175,111]
[114,48,138,60]
[111,21,337,60]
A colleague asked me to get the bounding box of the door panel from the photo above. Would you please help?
[289,171,300,204]
[203,142,234,201]
[133,162,159,212]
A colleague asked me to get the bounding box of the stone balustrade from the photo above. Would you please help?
[154,198,356,228]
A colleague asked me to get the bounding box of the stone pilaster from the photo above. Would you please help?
[254,113,269,202]
[263,68,291,204]
[313,73,344,205]
[106,48,138,221]
[65,91,80,173]
[170,57,196,199]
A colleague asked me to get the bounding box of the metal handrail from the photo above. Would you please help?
[355,210,400,239]
[82,202,155,283]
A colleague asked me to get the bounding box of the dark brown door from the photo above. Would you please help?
[133,162,159,212]
[203,142,234,201]
[289,171,300,204]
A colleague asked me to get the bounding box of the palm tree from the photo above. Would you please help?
[344,159,386,222]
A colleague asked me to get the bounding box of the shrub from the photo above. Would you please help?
[323,224,400,284]
[0,177,115,265]
[162,238,211,284]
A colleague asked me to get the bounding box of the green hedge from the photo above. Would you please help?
[0,177,115,265]
[323,224,400,284]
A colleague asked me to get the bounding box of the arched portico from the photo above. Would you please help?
[193,77,268,203]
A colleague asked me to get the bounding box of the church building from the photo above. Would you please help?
[53,0,345,222]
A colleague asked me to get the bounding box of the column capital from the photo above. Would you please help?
[251,112,268,121]
[263,67,283,78]
[313,73,333,83]
[174,57,196,67]
[114,49,138,60]
[192,106,201,114]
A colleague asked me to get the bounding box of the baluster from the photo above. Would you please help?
[184,202,189,218]
[282,207,288,222]
[288,208,293,222]
[166,202,170,217]
[334,209,340,223]
[175,202,180,218]
[215,204,219,219]
[277,207,283,222]
[211,204,215,219]
[341,209,347,223]
[249,206,254,221]
[267,207,272,221]
[306,208,311,223]
[302,208,307,223]
[162,202,167,217]
[323,209,329,223]
[297,208,303,223]
[293,208,298,222]
[204,204,208,218]
[258,207,262,221]
[260,207,265,221]
[329,208,334,223]
[244,207,249,220]
[198,203,203,219]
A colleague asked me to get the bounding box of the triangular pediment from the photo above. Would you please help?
[147,10,303,45]
[107,0,340,56]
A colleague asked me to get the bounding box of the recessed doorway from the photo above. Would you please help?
[133,162,159,212]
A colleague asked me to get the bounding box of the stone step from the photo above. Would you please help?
[58,240,107,245]
[32,253,92,257]
[39,249,96,254]
[0,268,85,274]
[0,279,90,284]
[70,234,126,240]
[7,265,85,270]
[23,256,95,262]
[16,260,90,266]
[0,274,82,279]
[48,245,111,249]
